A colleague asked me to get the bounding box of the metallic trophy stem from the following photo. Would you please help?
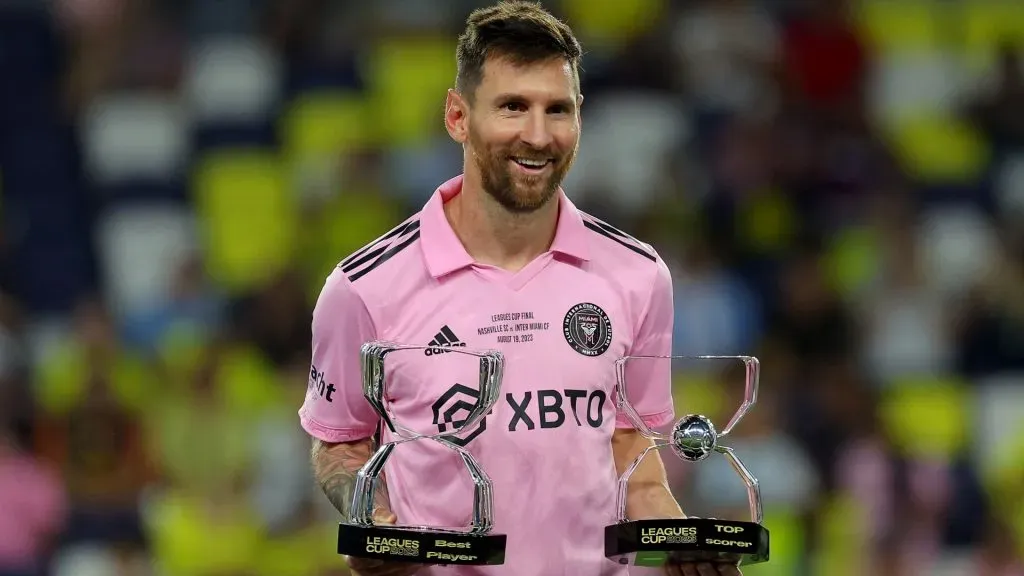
[350,442,397,526]
[433,436,495,534]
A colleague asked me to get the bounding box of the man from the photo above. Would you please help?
[299,2,741,575]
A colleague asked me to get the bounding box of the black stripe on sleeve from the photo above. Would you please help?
[341,244,388,274]
[347,231,422,282]
[583,220,657,262]
[585,217,644,246]
[339,218,420,270]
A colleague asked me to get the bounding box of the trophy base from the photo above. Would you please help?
[605,518,769,567]
[338,523,506,566]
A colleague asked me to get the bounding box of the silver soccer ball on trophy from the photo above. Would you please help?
[670,414,718,462]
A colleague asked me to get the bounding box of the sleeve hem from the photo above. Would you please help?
[300,412,377,443]
[615,407,675,430]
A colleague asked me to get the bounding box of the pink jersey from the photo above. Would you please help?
[300,175,675,575]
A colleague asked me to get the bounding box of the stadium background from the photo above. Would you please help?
[1,0,1023,574]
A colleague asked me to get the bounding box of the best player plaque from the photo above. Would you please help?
[337,341,507,566]
[605,355,770,567]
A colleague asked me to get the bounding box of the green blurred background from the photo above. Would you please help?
[0,0,1023,574]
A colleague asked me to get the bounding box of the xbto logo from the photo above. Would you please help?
[505,389,606,431]
[431,385,608,446]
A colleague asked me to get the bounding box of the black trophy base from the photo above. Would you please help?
[605,518,769,567]
[338,523,506,566]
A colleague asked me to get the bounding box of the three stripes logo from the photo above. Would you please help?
[581,215,656,262]
[425,325,467,356]
[340,217,421,283]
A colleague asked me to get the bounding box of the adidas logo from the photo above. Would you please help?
[425,325,467,356]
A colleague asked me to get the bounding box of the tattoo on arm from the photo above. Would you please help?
[311,437,391,518]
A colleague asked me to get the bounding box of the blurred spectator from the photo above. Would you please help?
[977,518,1024,575]
[965,44,1024,152]
[671,0,780,120]
[231,269,311,370]
[144,342,263,576]
[956,225,1024,375]
[148,342,255,498]
[33,300,152,567]
[857,199,955,384]
[121,253,225,355]
[771,245,855,364]
[251,361,316,532]
[0,387,66,576]
[670,226,761,357]
[780,0,866,121]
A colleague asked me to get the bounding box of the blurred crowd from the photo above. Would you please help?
[1,0,1023,575]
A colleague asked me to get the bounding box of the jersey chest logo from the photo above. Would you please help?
[563,302,613,357]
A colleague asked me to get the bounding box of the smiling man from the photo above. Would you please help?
[299,2,740,575]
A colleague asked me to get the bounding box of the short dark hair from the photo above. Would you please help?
[455,1,582,101]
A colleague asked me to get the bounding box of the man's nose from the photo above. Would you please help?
[520,112,553,150]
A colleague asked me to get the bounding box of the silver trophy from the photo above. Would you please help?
[336,341,507,566]
[605,355,770,567]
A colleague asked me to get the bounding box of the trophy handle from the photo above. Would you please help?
[614,355,759,440]
[613,357,658,438]
[718,356,759,439]
[360,342,503,441]
[715,446,763,525]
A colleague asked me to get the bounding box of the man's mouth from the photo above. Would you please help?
[510,157,553,174]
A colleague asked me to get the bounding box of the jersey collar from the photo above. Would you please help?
[420,174,591,279]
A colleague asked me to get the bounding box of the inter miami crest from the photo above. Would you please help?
[563,302,613,357]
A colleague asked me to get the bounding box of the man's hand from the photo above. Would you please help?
[311,438,423,576]
[611,430,742,576]
[346,511,424,576]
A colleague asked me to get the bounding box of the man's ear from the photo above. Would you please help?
[445,89,470,144]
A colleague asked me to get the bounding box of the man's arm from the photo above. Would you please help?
[311,437,391,519]
[301,271,386,516]
[612,427,685,520]
[613,254,680,520]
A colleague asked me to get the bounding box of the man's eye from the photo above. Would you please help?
[503,102,526,112]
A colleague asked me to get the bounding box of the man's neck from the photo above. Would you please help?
[444,179,559,273]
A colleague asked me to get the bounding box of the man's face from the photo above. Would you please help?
[464,56,581,213]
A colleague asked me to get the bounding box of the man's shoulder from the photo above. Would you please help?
[336,213,424,281]
[325,213,428,301]
[576,210,666,276]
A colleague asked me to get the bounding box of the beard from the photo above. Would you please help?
[468,126,576,214]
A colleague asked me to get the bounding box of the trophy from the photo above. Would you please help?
[337,341,507,566]
[605,355,770,567]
